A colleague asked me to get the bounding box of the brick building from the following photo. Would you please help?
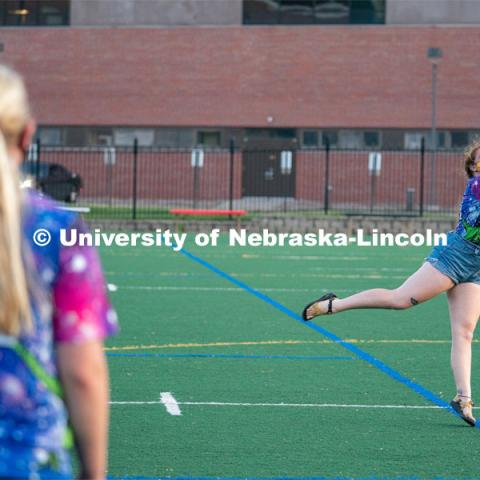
[0,0,478,153]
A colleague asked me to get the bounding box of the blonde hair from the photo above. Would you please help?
[464,138,480,179]
[0,65,32,335]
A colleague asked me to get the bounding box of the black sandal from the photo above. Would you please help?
[302,292,337,321]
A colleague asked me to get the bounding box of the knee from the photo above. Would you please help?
[390,289,415,310]
[453,323,475,343]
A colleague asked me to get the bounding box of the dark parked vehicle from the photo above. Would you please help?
[21,161,83,203]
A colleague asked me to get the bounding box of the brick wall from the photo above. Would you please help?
[295,150,466,209]
[1,26,479,129]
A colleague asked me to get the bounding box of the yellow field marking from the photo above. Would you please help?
[105,338,480,351]
[106,340,317,351]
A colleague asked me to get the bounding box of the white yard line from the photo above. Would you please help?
[114,285,398,292]
[118,285,334,292]
[160,392,182,416]
[111,400,476,410]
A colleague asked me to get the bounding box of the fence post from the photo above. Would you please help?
[324,137,330,215]
[132,138,138,220]
[419,137,425,217]
[229,138,235,219]
[192,154,199,209]
[35,138,41,187]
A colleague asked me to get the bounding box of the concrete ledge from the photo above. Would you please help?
[88,216,457,235]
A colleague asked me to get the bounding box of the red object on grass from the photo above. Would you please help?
[169,209,247,216]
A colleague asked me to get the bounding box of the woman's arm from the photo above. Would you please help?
[57,341,109,480]
[52,218,118,479]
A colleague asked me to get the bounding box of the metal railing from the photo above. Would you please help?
[24,138,465,219]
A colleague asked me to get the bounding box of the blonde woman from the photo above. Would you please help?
[0,65,118,478]
[303,140,480,427]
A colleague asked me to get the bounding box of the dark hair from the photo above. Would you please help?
[464,139,480,178]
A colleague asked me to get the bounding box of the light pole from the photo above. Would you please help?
[427,47,443,207]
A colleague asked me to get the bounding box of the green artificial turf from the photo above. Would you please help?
[99,237,480,479]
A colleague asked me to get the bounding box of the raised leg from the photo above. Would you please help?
[305,262,454,319]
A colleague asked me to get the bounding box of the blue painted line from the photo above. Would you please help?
[106,352,355,361]
[178,247,477,428]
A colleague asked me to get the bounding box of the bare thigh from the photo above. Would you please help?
[394,262,455,306]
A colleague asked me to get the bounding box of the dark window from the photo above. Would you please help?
[303,130,319,147]
[364,130,380,148]
[314,0,350,24]
[322,130,338,147]
[86,127,113,146]
[279,0,316,25]
[425,131,448,149]
[381,129,404,150]
[243,0,281,24]
[155,128,194,148]
[245,128,296,139]
[350,0,381,24]
[243,0,385,25]
[65,127,87,147]
[437,131,448,149]
[451,131,469,149]
[0,1,69,26]
[197,130,221,147]
[273,128,296,139]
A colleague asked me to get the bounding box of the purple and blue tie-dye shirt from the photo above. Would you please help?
[455,175,480,244]
[0,189,118,477]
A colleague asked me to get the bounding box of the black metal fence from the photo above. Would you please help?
[24,139,466,219]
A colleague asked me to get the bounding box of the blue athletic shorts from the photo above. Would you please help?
[425,231,480,285]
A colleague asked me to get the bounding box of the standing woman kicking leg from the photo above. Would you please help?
[302,140,480,427]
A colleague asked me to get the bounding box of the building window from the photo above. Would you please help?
[272,128,296,139]
[322,130,338,148]
[38,127,63,146]
[404,131,450,150]
[339,130,363,149]
[64,127,88,146]
[469,132,480,144]
[436,131,450,149]
[197,130,221,148]
[451,131,469,149]
[114,128,154,147]
[85,127,113,146]
[302,130,319,148]
[364,130,381,148]
[154,128,194,148]
[424,131,450,149]
[243,0,385,25]
[404,132,424,150]
[0,1,70,26]
[246,128,296,139]
[279,0,323,25]
[243,0,281,25]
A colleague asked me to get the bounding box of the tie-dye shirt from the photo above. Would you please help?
[455,175,480,244]
[0,189,118,478]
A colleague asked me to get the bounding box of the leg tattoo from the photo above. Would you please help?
[410,297,419,306]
